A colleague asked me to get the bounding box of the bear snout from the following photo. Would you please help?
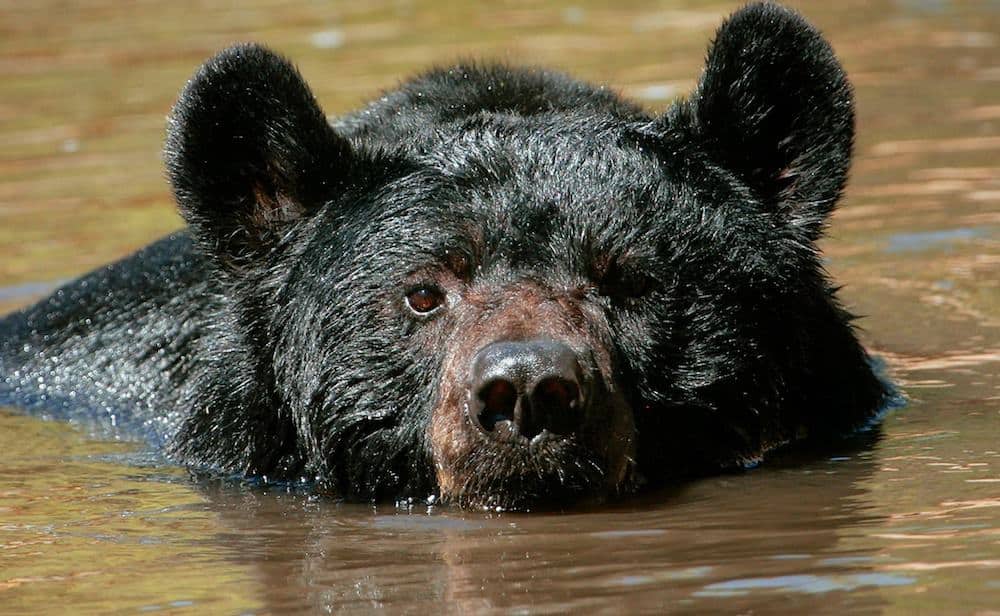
[467,339,588,444]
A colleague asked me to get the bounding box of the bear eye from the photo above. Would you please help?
[405,285,446,315]
[599,263,652,299]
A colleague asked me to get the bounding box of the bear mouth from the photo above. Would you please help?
[444,423,610,510]
[437,383,635,511]
[431,340,637,510]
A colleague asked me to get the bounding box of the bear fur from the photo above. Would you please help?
[0,3,890,509]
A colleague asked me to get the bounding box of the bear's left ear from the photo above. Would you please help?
[680,3,854,240]
[165,44,354,265]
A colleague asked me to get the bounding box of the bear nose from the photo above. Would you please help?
[468,340,585,442]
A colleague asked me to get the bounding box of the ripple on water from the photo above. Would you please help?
[884,227,990,253]
[694,573,917,597]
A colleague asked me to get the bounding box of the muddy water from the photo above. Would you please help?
[1,0,997,613]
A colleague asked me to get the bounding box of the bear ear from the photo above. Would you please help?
[165,44,353,264]
[684,2,854,239]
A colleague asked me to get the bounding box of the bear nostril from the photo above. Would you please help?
[476,379,518,434]
[533,377,579,412]
[528,377,582,438]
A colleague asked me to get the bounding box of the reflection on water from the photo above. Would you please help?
[0,0,998,613]
[0,423,893,613]
[204,437,896,613]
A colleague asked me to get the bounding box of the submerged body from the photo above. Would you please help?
[0,3,890,509]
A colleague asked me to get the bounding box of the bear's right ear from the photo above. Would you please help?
[671,3,855,241]
[165,44,353,265]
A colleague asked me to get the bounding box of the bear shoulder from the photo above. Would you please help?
[0,232,215,443]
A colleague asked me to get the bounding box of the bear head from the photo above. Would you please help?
[164,3,887,509]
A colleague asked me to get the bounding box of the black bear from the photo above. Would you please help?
[0,3,890,509]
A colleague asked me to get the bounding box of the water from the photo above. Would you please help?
[1,0,998,612]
